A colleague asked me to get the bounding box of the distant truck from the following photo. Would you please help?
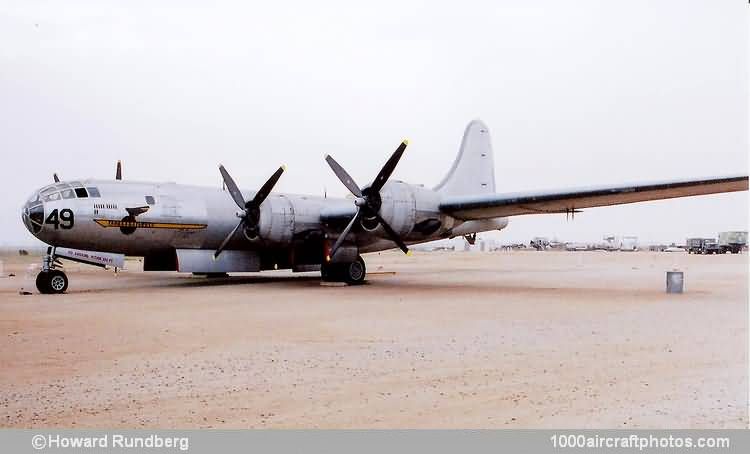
[703,238,720,254]
[619,236,638,252]
[686,238,704,254]
[686,237,721,254]
[718,231,747,254]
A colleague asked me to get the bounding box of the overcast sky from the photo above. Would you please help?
[1,0,747,247]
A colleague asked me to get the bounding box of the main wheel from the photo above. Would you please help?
[320,262,342,282]
[344,256,366,285]
[321,256,366,284]
[36,270,68,294]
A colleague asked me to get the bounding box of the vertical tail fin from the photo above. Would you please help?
[434,119,496,196]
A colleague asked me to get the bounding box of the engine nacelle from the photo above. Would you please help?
[364,181,417,238]
[254,195,296,244]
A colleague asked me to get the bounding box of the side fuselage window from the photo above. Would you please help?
[87,187,101,198]
[145,196,155,205]
[74,188,88,198]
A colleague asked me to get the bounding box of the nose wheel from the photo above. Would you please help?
[36,269,69,294]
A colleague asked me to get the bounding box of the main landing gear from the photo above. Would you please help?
[36,247,69,294]
[321,255,366,285]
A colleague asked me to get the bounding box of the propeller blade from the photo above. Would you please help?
[219,165,247,210]
[115,160,122,180]
[373,212,409,254]
[248,165,285,208]
[371,140,408,192]
[213,220,244,260]
[325,155,363,198]
[329,207,360,260]
[53,173,60,183]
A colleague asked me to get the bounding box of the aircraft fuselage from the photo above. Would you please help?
[21,178,508,270]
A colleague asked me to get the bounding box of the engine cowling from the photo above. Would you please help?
[253,195,296,244]
[363,181,417,238]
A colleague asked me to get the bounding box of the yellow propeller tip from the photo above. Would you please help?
[403,139,409,145]
[406,250,412,256]
[281,164,287,171]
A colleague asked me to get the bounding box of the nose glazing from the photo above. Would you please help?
[21,193,44,235]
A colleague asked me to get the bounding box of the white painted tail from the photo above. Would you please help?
[434,119,496,196]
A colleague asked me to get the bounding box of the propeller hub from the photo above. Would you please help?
[246,205,261,225]
[361,187,382,212]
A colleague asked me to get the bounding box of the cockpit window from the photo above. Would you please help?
[40,186,57,196]
[61,188,76,199]
[43,192,61,202]
[74,188,88,198]
[87,187,101,198]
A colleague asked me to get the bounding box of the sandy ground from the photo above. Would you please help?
[0,250,747,428]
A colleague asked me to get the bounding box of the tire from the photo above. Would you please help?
[321,256,366,284]
[44,270,68,294]
[320,262,342,282]
[344,256,366,285]
[36,271,52,294]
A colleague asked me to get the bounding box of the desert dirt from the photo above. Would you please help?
[0,250,747,428]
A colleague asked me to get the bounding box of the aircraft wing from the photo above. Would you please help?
[439,175,748,220]
[320,203,358,225]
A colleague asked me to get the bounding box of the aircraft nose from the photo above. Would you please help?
[21,193,44,236]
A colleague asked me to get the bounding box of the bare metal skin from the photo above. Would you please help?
[20,120,748,293]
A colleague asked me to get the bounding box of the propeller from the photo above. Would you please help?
[53,173,60,183]
[213,164,285,259]
[325,140,410,260]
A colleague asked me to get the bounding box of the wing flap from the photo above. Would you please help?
[439,175,748,220]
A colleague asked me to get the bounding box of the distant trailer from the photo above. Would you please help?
[718,231,748,254]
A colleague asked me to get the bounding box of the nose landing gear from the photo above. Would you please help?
[36,247,69,294]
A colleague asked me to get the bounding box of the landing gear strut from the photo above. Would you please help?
[321,255,366,285]
[36,247,68,294]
